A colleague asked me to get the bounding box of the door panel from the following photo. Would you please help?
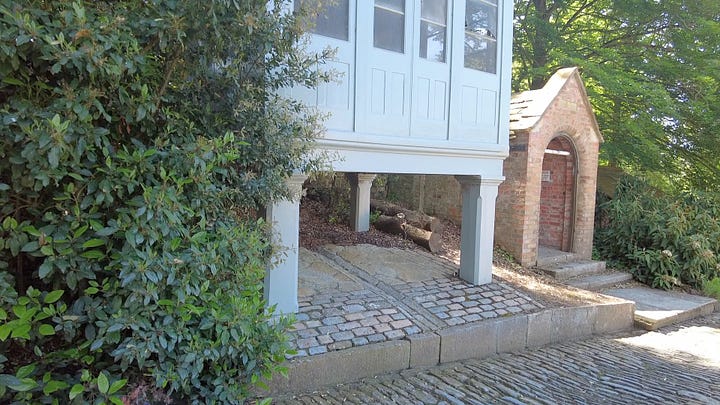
[356,1,412,137]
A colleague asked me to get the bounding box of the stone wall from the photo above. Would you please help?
[385,175,463,224]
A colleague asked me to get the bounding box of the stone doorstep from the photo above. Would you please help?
[566,271,634,291]
[260,299,635,395]
[538,260,607,281]
[535,251,582,268]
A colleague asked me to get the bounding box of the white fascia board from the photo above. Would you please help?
[315,138,507,177]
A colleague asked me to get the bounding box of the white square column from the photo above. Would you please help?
[264,173,307,314]
[347,173,377,232]
[455,176,503,285]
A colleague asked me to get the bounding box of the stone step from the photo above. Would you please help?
[536,251,582,268]
[538,260,606,281]
[566,271,633,291]
[603,287,718,331]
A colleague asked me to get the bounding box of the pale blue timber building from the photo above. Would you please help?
[266,0,514,313]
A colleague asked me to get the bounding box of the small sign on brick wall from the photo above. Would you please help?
[542,170,552,182]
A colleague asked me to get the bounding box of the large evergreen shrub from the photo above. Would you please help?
[0,0,325,402]
[595,176,720,290]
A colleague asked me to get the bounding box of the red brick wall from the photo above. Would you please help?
[495,132,530,262]
[539,138,575,250]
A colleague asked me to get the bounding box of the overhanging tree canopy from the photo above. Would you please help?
[513,0,720,190]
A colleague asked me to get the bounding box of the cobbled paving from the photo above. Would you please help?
[396,279,543,327]
[278,312,720,404]
[288,250,545,359]
[288,290,419,358]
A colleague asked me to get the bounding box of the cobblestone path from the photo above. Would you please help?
[289,247,543,359]
[276,313,720,404]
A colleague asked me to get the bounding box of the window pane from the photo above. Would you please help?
[466,0,497,40]
[421,0,447,24]
[296,0,349,41]
[376,0,404,12]
[464,35,497,73]
[374,2,405,53]
[420,21,446,62]
[464,0,498,73]
[420,0,446,62]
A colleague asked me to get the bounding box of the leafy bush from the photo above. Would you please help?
[704,277,720,300]
[595,176,720,289]
[0,0,325,402]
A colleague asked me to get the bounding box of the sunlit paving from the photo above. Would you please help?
[619,325,720,368]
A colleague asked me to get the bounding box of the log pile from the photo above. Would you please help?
[371,200,443,252]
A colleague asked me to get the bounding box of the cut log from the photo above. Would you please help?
[373,215,443,253]
[370,199,443,234]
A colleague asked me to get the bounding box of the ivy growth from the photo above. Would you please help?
[0,0,327,402]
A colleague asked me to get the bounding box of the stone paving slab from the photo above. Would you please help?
[604,287,717,331]
[298,249,364,297]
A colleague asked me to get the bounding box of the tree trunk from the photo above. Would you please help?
[370,199,443,234]
[373,215,443,253]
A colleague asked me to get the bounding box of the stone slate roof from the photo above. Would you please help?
[509,67,602,141]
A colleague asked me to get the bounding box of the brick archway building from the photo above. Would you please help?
[496,67,603,267]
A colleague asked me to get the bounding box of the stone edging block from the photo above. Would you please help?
[408,333,440,368]
[266,339,410,394]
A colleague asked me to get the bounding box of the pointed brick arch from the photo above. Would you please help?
[495,68,602,267]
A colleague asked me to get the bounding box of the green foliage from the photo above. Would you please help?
[595,176,720,289]
[1,0,325,402]
[369,210,382,225]
[514,0,720,190]
[305,173,351,225]
[704,278,720,300]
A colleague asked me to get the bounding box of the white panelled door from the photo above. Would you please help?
[410,0,452,140]
[449,0,502,143]
[292,0,356,132]
[356,0,413,137]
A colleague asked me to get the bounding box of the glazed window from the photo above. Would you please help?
[464,0,498,73]
[374,0,405,53]
[419,0,447,62]
[296,0,350,41]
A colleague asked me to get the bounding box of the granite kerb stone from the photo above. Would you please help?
[438,319,498,364]
[408,332,441,368]
[266,301,635,395]
[593,301,635,334]
[263,339,411,394]
[527,301,634,348]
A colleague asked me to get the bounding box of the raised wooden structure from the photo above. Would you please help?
[266,0,514,313]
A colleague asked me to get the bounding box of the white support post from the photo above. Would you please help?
[264,173,307,314]
[455,176,503,285]
[347,173,377,232]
